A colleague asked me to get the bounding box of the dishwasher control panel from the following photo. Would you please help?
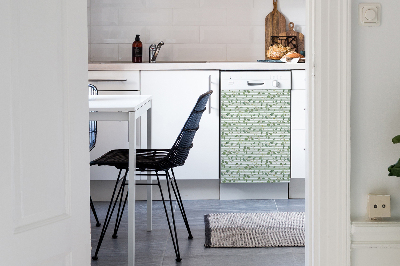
[221,71,291,90]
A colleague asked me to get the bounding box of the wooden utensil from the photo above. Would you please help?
[279,22,304,52]
[265,0,287,59]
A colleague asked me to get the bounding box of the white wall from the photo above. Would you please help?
[351,0,400,220]
[87,0,305,62]
[351,1,400,264]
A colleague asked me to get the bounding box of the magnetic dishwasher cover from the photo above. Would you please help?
[220,71,291,183]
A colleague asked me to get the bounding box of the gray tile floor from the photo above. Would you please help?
[91,199,305,266]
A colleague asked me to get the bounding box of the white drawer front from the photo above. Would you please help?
[88,71,140,91]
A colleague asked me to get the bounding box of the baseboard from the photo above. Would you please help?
[90,179,220,201]
[91,179,306,201]
[289,178,305,198]
[220,183,289,200]
[351,220,400,266]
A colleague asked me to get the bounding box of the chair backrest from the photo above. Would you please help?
[89,84,98,151]
[163,90,213,169]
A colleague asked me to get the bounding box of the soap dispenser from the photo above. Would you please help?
[132,35,142,63]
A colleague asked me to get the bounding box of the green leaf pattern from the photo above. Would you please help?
[220,89,291,183]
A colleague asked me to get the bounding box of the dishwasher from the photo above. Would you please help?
[220,71,291,184]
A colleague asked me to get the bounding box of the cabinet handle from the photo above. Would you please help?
[247,81,264,86]
[208,75,212,114]
[88,79,127,82]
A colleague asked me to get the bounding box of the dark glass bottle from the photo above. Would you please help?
[132,35,142,63]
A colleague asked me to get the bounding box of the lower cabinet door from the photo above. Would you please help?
[141,70,220,180]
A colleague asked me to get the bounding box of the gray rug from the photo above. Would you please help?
[204,212,305,248]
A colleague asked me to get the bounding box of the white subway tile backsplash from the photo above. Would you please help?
[91,0,146,8]
[253,0,271,9]
[87,8,91,26]
[91,44,119,61]
[147,26,199,44]
[200,0,253,9]
[118,44,132,61]
[199,0,228,8]
[146,0,199,9]
[280,1,306,25]
[227,8,266,26]
[88,43,91,62]
[224,0,253,8]
[227,43,264,61]
[91,7,118,26]
[172,44,226,61]
[173,8,226,26]
[91,26,146,43]
[252,26,265,44]
[200,26,252,44]
[119,8,173,26]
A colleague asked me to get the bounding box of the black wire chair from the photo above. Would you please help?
[89,84,101,227]
[90,90,213,262]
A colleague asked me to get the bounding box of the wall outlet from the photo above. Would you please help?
[368,194,391,219]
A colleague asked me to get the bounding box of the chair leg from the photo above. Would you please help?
[156,171,182,262]
[112,178,128,239]
[90,196,101,227]
[92,169,128,261]
[168,169,193,239]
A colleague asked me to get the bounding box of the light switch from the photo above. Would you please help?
[359,3,381,26]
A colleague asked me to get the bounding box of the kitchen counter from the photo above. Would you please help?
[89,62,306,71]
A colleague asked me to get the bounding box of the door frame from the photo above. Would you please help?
[306,0,351,265]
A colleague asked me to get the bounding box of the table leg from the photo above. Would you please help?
[147,105,152,232]
[128,112,136,266]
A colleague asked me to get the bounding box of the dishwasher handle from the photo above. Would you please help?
[247,81,265,86]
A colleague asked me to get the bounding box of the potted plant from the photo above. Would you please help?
[388,135,400,176]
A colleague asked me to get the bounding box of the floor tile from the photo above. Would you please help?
[91,199,305,266]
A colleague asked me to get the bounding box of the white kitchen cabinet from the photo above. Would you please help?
[291,70,306,180]
[88,71,141,180]
[141,70,220,180]
[291,129,306,179]
[291,90,306,130]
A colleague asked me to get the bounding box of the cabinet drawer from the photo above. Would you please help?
[88,71,140,91]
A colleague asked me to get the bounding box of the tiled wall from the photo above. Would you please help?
[88,0,305,62]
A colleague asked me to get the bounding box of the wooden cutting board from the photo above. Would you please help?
[279,22,304,52]
[265,0,286,59]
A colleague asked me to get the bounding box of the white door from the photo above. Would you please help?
[0,0,90,265]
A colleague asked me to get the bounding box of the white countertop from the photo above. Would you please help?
[89,62,306,71]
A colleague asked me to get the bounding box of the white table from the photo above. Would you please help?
[89,94,152,266]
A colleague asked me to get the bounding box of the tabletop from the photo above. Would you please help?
[89,95,152,112]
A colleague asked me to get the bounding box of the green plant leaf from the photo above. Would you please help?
[388,159,400,177]
[392,135,400,144]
